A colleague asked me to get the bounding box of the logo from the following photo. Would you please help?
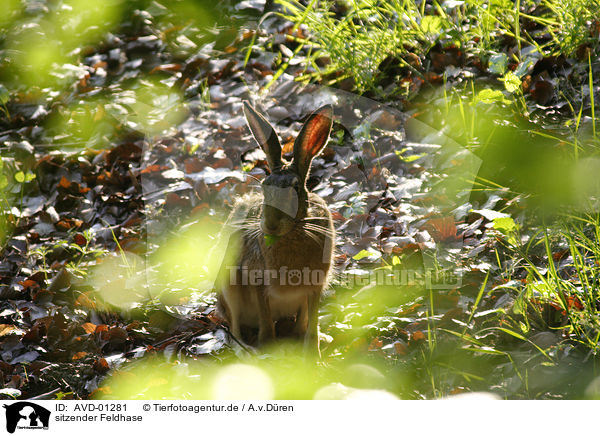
[3,402,50,433]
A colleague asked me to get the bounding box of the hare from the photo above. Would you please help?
[216,101,335,354]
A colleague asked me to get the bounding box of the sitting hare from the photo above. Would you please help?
[216,101,335,354]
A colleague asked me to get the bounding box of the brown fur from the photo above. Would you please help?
[216,102,335,354]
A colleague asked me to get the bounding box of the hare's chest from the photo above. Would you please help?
[264,233,329,265]
[238,290,305,326]
[260,245,330,298]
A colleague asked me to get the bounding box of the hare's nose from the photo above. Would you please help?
[264,223,278,234]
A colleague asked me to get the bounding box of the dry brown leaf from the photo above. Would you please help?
[0,324,18,337]
[394,341,408,355]
[72,351,88,360]
[58,176,71,189]
[368,337,383,350]
[93,358,110,374]
[81,322,97,334]
[412,331,426,342]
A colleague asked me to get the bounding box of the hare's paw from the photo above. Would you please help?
[232,342,258,357]
[258,324,276,346]
[292,321,308,337]
[303,334,321,359]
[293,308,308,337]
[226,334,258,356]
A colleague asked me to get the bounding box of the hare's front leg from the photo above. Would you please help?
[304,291,321,356]
[221,287,243,341]
[256,287,276,346]
[293,298,308,337]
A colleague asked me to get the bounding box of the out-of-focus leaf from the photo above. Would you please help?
[421,16,443,34]
[352,248,381,261]
[488,53,508,75]
[473,88,509,105]
[493,217,517,234]
[501,71,521,93]
[0,85,9,104]
[0,388,21,398]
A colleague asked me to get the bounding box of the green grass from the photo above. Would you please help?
[273,0,600,94]
[514,214,600,352]
[0,158,11,249]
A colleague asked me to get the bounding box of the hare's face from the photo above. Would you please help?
[242,100,333,237]
[261,169,307,236]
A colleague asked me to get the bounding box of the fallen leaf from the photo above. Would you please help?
[411,331,426,342]
[73,233,87,246]
[93,358,110,374]
[393,341,408,355]
[81,322,97,334]
[72,351,88,360]
[0,324,19,337]
[58,176,71,189]
[368,337,383,350]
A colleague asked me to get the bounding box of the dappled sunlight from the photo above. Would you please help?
[149,215,228,300]
[212,364,274,400]
[157,0,216,32]
[9,29,67,89]
[89,252,147,310]
[415,86,599,212]
[572,157,600,211]
[0,0,20,29]
[45,97,117,149]
[42,79,186,149]
[0,159,12,247]
[95,348,403,400]
[125,80,186,136]
[6,0,122,88]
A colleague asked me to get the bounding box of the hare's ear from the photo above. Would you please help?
[243,101,283,171]
[293,105,333,181]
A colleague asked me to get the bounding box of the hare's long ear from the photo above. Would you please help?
[293,105,333,182]
[243,101,283,171]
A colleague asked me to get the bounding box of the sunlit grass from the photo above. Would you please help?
[274,0,599,94]
[521,214,600,352]
[414,80,600,212]
[0,158,12,250]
